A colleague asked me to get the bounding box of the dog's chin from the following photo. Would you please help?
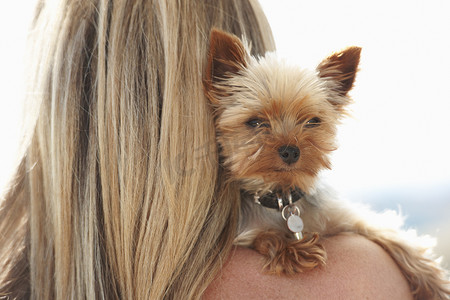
[238,171,317,195]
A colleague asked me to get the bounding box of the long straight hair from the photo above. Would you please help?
[0,0,274,298]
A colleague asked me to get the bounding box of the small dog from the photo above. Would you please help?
[204,29,450,299]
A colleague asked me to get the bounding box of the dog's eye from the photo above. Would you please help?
[246,118,270,128]
[305,117,321,128]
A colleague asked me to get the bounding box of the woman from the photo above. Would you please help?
[0,0,412,299]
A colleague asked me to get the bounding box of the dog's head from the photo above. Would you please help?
[204,29,360,194]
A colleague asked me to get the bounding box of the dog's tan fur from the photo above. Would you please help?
[204,29,450,299]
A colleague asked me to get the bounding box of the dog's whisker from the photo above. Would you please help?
[307,139,335,155]
[248,145,263,161]
[245,133,261,145]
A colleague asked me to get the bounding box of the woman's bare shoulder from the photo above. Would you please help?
[203,234,412,299]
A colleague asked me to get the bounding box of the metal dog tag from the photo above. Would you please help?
[287,214,304,233]
[282,204,304,240]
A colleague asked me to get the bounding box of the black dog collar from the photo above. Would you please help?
[253,187,305,210]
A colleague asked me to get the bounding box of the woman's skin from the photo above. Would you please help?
[204,234,413,299]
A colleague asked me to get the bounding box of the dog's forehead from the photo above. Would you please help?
[217,55,335,123]
[240,56,329,109]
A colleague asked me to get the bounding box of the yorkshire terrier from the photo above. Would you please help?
[204,29,450,299]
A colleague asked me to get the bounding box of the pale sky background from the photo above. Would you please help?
[0,1,35,192]
[1,1,449,200]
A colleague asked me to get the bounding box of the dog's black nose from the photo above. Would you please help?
[278,145,300,164]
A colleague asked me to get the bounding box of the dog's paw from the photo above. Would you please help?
[252,230,326,275]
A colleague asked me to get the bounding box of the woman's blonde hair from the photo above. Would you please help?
[0,0,274,298]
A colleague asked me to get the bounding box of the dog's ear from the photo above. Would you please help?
[204,29,248,101]
[317,47,361,97]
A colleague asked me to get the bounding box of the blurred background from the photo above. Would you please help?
[0,0,449,266]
